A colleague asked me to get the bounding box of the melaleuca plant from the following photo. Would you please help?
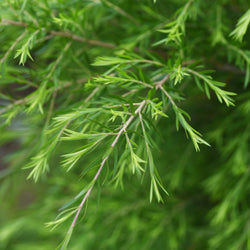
[0,0,249,249]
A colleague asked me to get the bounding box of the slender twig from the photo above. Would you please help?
[152,74,176,106]
[53,77,89,91]
[111,101,146,147]
[35,34,54,44]
[83,38,116,49]
[105,102,142,108]
[49,30,116,49]
[84,87,99,103]
[0,97,30,115]
[63,100,146,245]
[0,30,28,64]
[65,156,107,235]
[24,10,39,27]
[57,121,71,139]
[1,19,116,49]
[122,88,138,97]
[45,89,57,128]
[155,74,170,89]
[8,3,19,18]
[122,74,169,97]
[0,19,27,27]
[158,85,176,106]
[128,78,154,88]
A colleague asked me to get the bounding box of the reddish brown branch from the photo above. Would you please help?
[1,19,27,27]
[49,30,116,48]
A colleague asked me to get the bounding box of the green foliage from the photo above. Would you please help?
[230,8,250,42]
[0,0,249,249]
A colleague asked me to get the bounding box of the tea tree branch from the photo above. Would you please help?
[63,100,146,244]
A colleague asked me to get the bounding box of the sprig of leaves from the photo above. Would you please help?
[155,0,194,45]
[230,8,250,42]
[14,30,39,65]
[187,68,236,106]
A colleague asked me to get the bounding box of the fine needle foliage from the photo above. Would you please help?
[0,0,249,249]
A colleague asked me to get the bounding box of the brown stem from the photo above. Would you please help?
[1,19,27,27]
[49,30,116,49]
